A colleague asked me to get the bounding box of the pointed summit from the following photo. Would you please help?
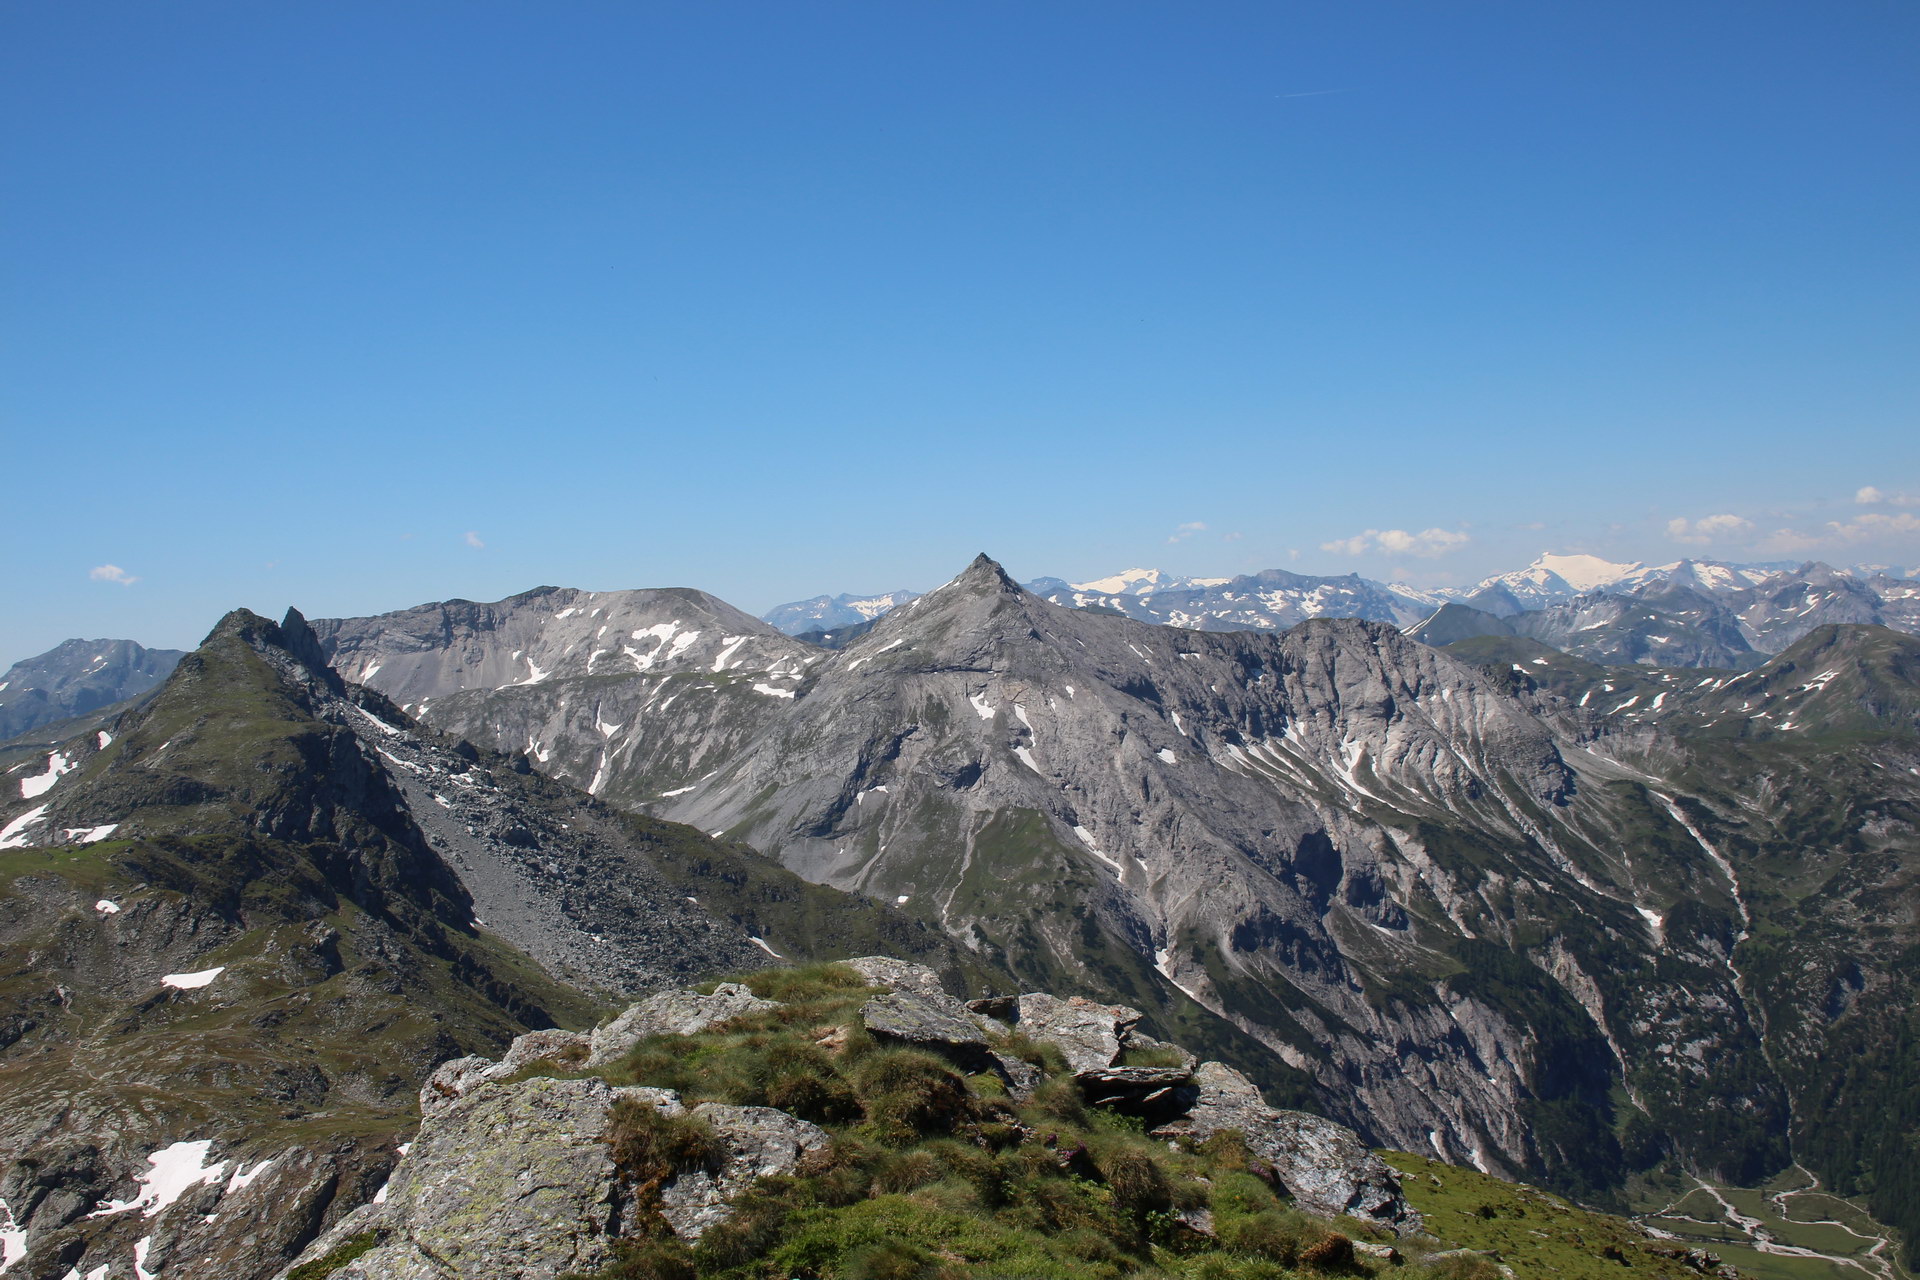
[956,552,1021,592]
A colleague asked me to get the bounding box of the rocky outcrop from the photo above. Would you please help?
[860,990,994,1061]
[1153,1061,1418,1230]
[1006,993,1141,1073]
[283,1051,829,1278]
[586,983,778,1067]
[656,1101,831,1240]
[841,955,951,997]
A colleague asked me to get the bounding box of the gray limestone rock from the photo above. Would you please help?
[1012,993,1140,1073]
[500,1027,591,1073]
[323,1075,634,1280]
[860,990,994,1067]
[840,955,949,997]
[657,1103,831,1240]
[1152,1062,1419,1233]
[588,984,779,1067]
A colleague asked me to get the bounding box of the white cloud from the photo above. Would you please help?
[1320,528,1469,559]
[1755,511,1920,555]
[1665,513,1755,545]
[1855,486,1885,505]
[88,564,139,586]
[464,531,486,549]
[1854,485,1916,507]
[1167,521,1208,544]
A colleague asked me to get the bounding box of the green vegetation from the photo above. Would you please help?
[542,963,1700,1280]
[286,1230,381,1280]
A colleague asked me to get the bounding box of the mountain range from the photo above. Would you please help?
[3,553,1917,1276]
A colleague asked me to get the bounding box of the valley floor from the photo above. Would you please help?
[1631,1166,1909,1280]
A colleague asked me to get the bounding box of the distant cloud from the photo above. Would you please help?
[1855,485,1916,507]
[1665,513,1754,545]
[464,531,486,549]
[1755,511,1920,554]
[1167,521,1208,544]
[1222,531,1244,542]
[1320,528,1469,558]
[88,564,139,586]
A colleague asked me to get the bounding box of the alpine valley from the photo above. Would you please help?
[1,552,1916,1279]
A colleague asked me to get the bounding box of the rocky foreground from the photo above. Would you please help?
[281,957,1420,1279]
[276,958,1719,1280]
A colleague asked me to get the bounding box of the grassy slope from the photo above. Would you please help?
[452,962,1780,1280]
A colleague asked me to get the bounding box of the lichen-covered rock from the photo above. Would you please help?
[859,990,993,1066]
[990,1051,1043,1102]
[317,1075,634,1279]
[840,956,948,997]
[657,1103,830,1240]
[1152,1062,1420,1234]
[1011,993,1141,1073]
[587,983,778,1066]
[419,1054,496,1115]
[499,1027,591,1073]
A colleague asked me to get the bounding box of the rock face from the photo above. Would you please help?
[284,1024,832,1277]
[0,637,185,743]
[656,1102,831,1240]
[1009,993,1141,1074]
[1154,1062,1418,1231]
[588,983,779,1066]
[321,1075,636,1280]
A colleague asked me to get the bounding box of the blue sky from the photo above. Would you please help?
[3,1,1916,663]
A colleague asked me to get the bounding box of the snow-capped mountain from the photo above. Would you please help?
[762,589,921,636]
[765,554,1919,656]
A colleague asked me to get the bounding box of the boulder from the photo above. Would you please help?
[1010,993,1141,1073]
[859,990,994,1068]
[498,1028,590,1074]
[656,1102,831,1240]
[1151,1062,1420,1234]
[311,1074,635,1279]
[840,956,949,997]
[587,983,778,1067]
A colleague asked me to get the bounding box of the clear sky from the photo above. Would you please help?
[3,1,1916,664]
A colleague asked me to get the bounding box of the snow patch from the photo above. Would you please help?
[751,683,796,699]
[711,636,751,672]
[1013,746,1040,772]
[63,824,120,845]
[845,639,905,672]
[748,936,783,958]
[968,691,995,721]
[660,785,698,798]
[161,967,226,990]
[20,752,74,799]
[1070,825,1123,873]
[0,806,50,850]
[90,1140,228,1219]
[0,1198,26,1273]
[224,1158,275,1195]
[1155,748,1177,764]
[95,899,120,914]
[97,731,113,749]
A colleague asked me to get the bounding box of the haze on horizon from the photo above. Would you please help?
[2,2,1915,662]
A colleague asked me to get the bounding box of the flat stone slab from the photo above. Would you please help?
[587,983,779,1067]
